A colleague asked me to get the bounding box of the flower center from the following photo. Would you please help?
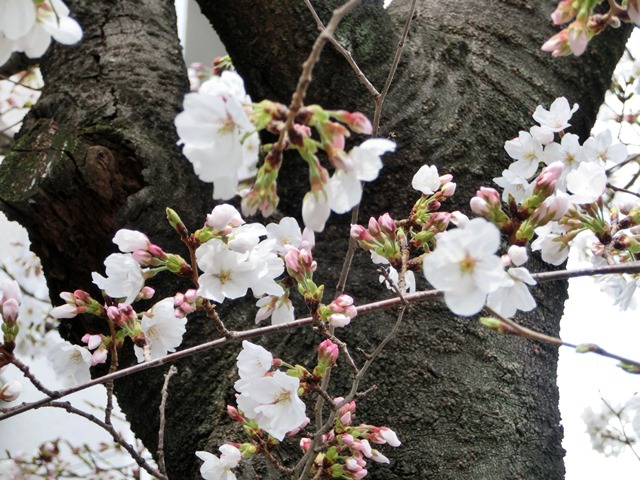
[459,255,476,273]
[218,269,232,284]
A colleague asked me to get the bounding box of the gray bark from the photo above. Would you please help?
[0,0,631,479]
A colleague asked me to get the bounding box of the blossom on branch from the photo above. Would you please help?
[423,218,510,316]
[196,444,242,480]
[236,370,307,441]
[134,298,187,362]
[0,0,82,66]
[91,253,145,306]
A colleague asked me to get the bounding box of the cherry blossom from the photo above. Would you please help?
[411,164,441,195]
[326,138,395,214]
[582,129,628,165]
[532,97,578,132]
[175,71,257,200]
[134,298,187,362]
[423,218,510,316]
[255,295,294,325]
[504,131,544,179]
[91,253,145,305]
[566,161,607,204]
[0,380,22,402]
[236,370,307,441]
[113,229,150,252]
[0,0,82,66]
[493,169,533,204]
[486,267,537,318]
[302,188,331,232]
[196,444,242,480]
[48,342,92,386]
[196,239,274,303]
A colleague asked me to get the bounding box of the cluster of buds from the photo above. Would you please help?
[351,213,401,264]
[50,290,106,320]
[301,398,401,479]
[314,339,339,378]
[285,248,323,306]
[318,294,358,328]
[174,289,201,318]
[543,0,639,57]
[241,100,378,218]
[81,333,108,366]
[470,187,511,230]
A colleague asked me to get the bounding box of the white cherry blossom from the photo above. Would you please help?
[532,97,578,132]
[91,253,144,305]
[175,71,258,200]
[423,218,510,316]
[236,370,307,441]
[134,298,187,362]
[566,161,607,204]
[411,165,441,195]
[504,131,544,179]
[486,267,537,318]
[113,229,150,252]
[493,168,533,204]
[196,444,242,480]
[326,138,395,214]
[48,342,92,386]
[302,189,331,232]
[582,129,627,165]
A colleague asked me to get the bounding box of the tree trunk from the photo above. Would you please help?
[0,0,631,479]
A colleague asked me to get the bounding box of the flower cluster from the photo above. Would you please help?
[0,0,82,66]
[299,397,401,479]
[543,0,640,57]
[175,68,395,231]
[232,341,308,442]
[196,339,400,480]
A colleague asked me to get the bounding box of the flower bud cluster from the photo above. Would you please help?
[300,397,401,479]
[350,213,400,263]
[543,0,639,57]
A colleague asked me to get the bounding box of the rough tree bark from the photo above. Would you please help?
[0,0,631,479]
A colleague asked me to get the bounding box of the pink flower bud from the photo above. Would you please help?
[350,224,374,242]
[441,182,456,198]
[81,333,103,350]
[338,111,373,135]
[378,213,395,234]
[470,197,489,215]
[340,410,352,425]
[299,437,311,452]
[132,249,154,266]
[367,216,381,236]
[148,244,167,260]
[185,289,199,303]
[226,404,244,422]
[91,347,108,366]
[1,298,19,324]
[317,339,339,365]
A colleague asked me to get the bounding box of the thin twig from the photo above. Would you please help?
[3,352,56,397]
[372,0,418,134]
[104,317,119,425]
[157,366,178,477]
[47,401,166,480]
[302,0,379,97]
